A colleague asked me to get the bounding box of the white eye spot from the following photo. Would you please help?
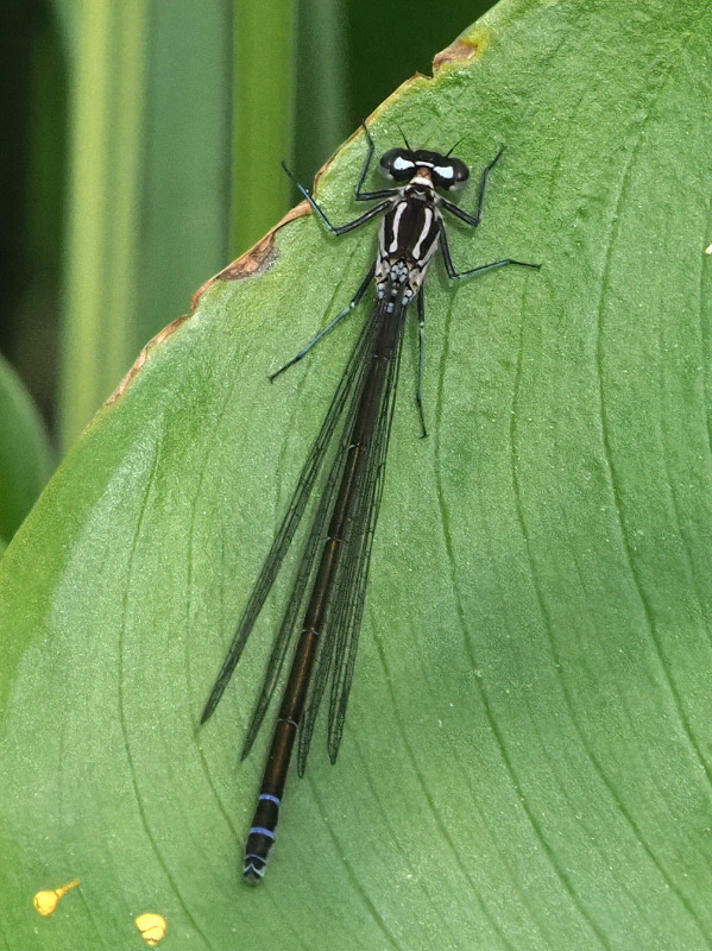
[434,165,454,181]
[392,156,414,173]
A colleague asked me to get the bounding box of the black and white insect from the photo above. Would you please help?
[201,123,539,884]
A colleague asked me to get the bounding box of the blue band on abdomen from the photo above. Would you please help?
[258,793,281,806]
[249,826,276,840]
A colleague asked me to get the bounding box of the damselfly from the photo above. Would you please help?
[201,123,539,884]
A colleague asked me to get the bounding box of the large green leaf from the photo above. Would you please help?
[3,1,712,948]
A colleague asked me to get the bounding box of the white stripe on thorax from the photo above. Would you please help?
[388,202,407,254]
[412,206,435,261]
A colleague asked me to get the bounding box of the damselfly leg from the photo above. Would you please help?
[269,265,376,381]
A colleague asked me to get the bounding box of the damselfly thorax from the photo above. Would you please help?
[376,178,443,310]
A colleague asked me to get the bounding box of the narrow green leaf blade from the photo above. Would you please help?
[57,0,233,448]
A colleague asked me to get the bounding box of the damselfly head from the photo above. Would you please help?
[379,148,470,191]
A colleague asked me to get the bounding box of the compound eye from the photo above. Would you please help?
[379,148,416,182]
[434,158,469,190]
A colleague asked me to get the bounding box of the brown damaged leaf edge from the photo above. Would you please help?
[107,201,310,406]
[107,315,191,404]
[433,35,484,71]
[191,201,309,307]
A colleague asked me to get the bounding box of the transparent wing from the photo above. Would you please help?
[327,320,404,762]
[239,316,373,756]
[200,311,375,725]
[296,305,408,773]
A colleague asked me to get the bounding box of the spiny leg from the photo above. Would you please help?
[282,160,391,235]
[439,145,506,227]
[269,265,376,381]
[355,121,400,202]
[439,226,540,281]
[281,121,395,235]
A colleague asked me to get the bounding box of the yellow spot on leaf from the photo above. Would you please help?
[135,912,168,946]
[33,878,80,916]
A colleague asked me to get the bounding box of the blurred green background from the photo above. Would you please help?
[0,0,494,541]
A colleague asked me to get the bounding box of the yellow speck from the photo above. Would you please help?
[33,878,80,916]
[135,912,168,946]
[705,243,712,255]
